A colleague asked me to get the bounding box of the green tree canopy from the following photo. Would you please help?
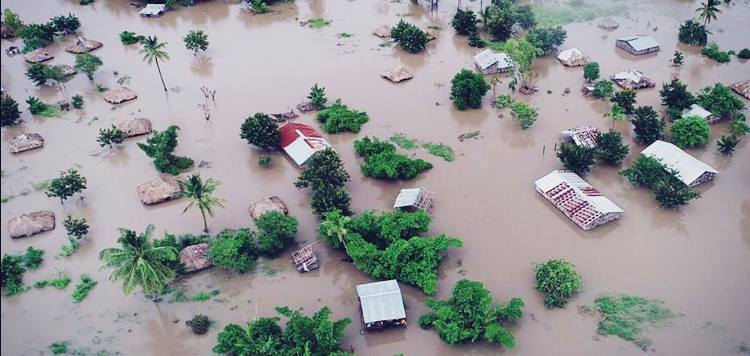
[670,116,711,148]
[97,125,124,148]
[46,168,87,204]
[595,131,629,165]
[610,89,637,115]
[583,62,600,82]
[353,137,432,180]
[180,173,225,233]
[209,228,258,273]
[678,20,708,46]
[255,211,298,258]
[534,259,582,308]
[631,106,664,145]
[450,69,491,110]
[308,83,327,109]
[317,100,369,133]
[391,20,429,53]
[557,142,594,175]
[240,113,280,150]
[0,93,22,126]
[451,9,478,35]
[697,83,745,119]
[527,26,567,54]
[74,53,103,81]
[137,125,194,175]
[183,30,209,54]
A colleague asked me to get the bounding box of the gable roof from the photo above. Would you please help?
[617,35,660,51]
[613,69,646,84]
[393,188,422,208]
[641,140,718,186]
[356,280,406,324]
[279,122,323,148]
[473,49,513,70]
[279,122,330,166]
[682,104,715,119]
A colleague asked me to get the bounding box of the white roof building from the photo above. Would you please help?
[139,4,167,17]
[641,140,718,187]
[616,35,660,55]
[535,170,624,231]
[560,126,600,149]
[556,48,588,67]
[682,104,721,124]
[393,187,434,212]
[611,69,655,89]
[279,122,332,167]
[356,280,407,328]
[474,49,513,75]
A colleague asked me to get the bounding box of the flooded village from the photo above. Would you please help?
[1,0,749,355]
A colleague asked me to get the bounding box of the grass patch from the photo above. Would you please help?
[701,42,731,63]
[308,18,332,28]
[31,179,52,192]
[532,2,627,27]
[72,275,97,303]
[593,294,675,351]
[34,272,72,290]
[422,142,455,162]
[389,133,418,150]
[338,32,353,38]
[172,288,220,302]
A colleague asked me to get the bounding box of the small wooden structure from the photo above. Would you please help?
[357,280,407,331]
[291,243,319,272]
[248,196,289,220]
[731,80,749,100]
[616,35,660,55]
[393,187,434,213]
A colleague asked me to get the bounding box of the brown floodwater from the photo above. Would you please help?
[1,0,749,355]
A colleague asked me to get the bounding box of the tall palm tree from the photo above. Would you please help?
[604,103,627,129]
[696,0,721,25]
[140,36,170,92]
[180,173,225,234]
[99,225,177,297]
[320,211,351,251]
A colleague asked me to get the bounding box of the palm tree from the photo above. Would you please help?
[99,225,177,297]
[179,173,225,234]
[140,36,170,92]
[604,103,627,129]
[320,211,351,251]
[696,0,721,25]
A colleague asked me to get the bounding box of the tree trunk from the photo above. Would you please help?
[201,209,208,234]
[155,58,167,92]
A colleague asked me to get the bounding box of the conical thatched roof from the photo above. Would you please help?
[23,48,53,63]
[248,196,288,220]
[9,133,44,153]
[117,118,153,137]
[381,65,414,83]
[103,87,137,104]
[373,25,391,38]
[179,243,212,273]
[56,64,77,76]
[731,80,749,100]
[8,211,55,238]
[137,176,182,205]
[65,37,103,54]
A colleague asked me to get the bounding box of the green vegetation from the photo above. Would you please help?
[308,83,327,109]
[531,1,626,27]
[557,142,594,175]
[697,83,746,120]
[17,13,80,51]
[696,0,721,26]
[49,341,70,355]
[534,259,582,308]
[119,31,144,45]
[208,228,256,273]
[526,26,566,54]
[610,90,637,115]
[391,20,429,53]
[389,133,418,149]
[422,142,455,162]
[26,96,60,117]
[514,4,536,29]
[61,216,89,256]
[495,94,513,109]
[701,42,731,63]
[0,93,21,126]
[660,79,695,118]
[258,155,272,167]
[186,315,212,335]
[484,0,517,41]
[308,18,332,28]
[489,38,539,88]
[419,279,523,348]
[317,100,369,133]
[620,155,700,208]
[2,9,24,36]
[451,8,478,35]
[510,101,539,129]
[678,20,708,46]
[583,62,599,82]
[240,113,280,150]
[34,272,72,289]
[450,69,490,110]
[97,125,125,148]
[604,103,627,128]
[738,48,750,59]
[672,50,684,66]
[19,247,45,269]
[74,53,103,80]
[295,149,352,217]
[592,80,614,99]
[595,131,629,165]
[25,63,68,87]
[1,254,28,296]
[213,306,351,355]
[140,36,170,91]
[338,32,352,38]
[137,125,194,175]
[248,0,270,14]
[46,168,87,204]
[172,288,220,302]
[153,232,208,274]
[255,211,298,258]
[179,173,225,234]
[354,137,432,180]
[184,30,209,54]
[670,116,711,148]
[717,135,739,155]
[71,94,84,109]
[592,294,674,350]
[71,274,97,302]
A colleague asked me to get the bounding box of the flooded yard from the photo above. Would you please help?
[1,0,748,355]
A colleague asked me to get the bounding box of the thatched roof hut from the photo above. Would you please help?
[8,211,56,238]
[598,18,619,31]
[372,25,391,38]
[137,176,182,205]
[56,64,77,77]
[731,80,749,100]
[117,118,153,137]
[9,133,44,153]
[179,243,212,273]
[103,87,137,104]
[611,70,655,90]
[557,48,588,67]
[248,196,288,220]
[24,48,53,63]
[382,65,414,83]
[65,37,103,54]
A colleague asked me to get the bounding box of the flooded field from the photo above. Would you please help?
[1,0,749,355]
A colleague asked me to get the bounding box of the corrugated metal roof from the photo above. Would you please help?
[279,123,330,166]
[535,170,624,215]
[473,49,513,70]
[393,188,422,208]
[617,35,660,51]
[139,4,166,16]
[682,104,714,119]
[613,69,645,83]
[356,280,406,324]
[640,140,718,186]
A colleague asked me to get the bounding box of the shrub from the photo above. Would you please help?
[317,100,369,133]
[0,93,21,126]
[50,13,80,35]
[660,79,695,118]
[697,83,746,120]
[631,106,664,145]
[74,53,103,80]
[701,42,731,63]
[138,125,194,175]
[258,155,272,167]
[670,116,711,148]
[1,254,27,296]
[308,18,332,28]
[534,259,582,308]
[184,30,209,54]
[653,174,700,208]
[527,26,567,54]
[593,294,674,351]
[557,142,594,175]
[2,9,24,34]
[738,48,750,59]
[391,20,429,53]
[717,135,739,155]
[25,63,67,87]
[71,94,84,109]
[255,211,298,258]
[240,113,280,150]
[354,137,432,180]
[451,9,478,35]
[97,125,125,148]
[595,131,629,165]
[307,83,327,109]
[186,315,212,335]
[209,229,257,273]
[583,62,599,82]
[120,31,144,45]
[450,69,490,110]
[71,274,97,302]
[592,80,614,98]
[510,101,538,129]
[610,89,637,115]
[49,341,70,355]
[422,142,454,162]
[495,94,513,109]
[26,96,58,117]
[678,20,708,46]
[468,30,484,48]
[620,155,669,188]
[46,168,87,204]
[64,216,89,240]
[18,23,56,52]
[485,1,516,41]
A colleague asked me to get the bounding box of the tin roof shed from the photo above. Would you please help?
[640,140,718,187]
[356,280,406,325]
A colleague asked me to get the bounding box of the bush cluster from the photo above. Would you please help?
[353,137,432,180]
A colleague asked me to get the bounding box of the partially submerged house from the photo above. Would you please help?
[611,69,655,90]
[248,196,288,220]
[557,48,588,67]
[641,140,718,187]
[117,118,153,137]
[731,80,749,100]
[682,104,721,124]
[137,176,182,205]
[474,49,513,75]
[292,243,319,272]
[23,48,53,63]
[8,211,55,238]
[615,35,660,55]
[393,187,434,213]
[356,280,407,331]
[382,65,414,83]
[560,126,600,149]
[9,133,44,153]
[139,4,167,17]
[279,122,332,167]
[103,87,137,104]
[179,243,212,273]
[535,170,624,231]
[65,37,102,54]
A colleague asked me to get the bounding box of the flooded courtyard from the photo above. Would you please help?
[1,0,749,355]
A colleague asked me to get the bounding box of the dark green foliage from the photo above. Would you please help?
[595,131,629,165]
[419,279,522,348]
[450,69,490,110]
[354,137,432,180]
[583,62,599,82]
[19,247,45,269]
[184,30,209,54]
[527,26,567,54]
[0,93,21,126]
[320,210,431,249]
[610,89,637,115]
[80,0,94,5]
[71,94,84,109]
[701,42,731,63]
[670,116,711,148]
[25,63,67,87]
[660,79,695,118]
[593,294,674,351]
[1,254,27,296]
[255,211,298,258]
[510,101,538,129]
[17,22,56,52]
[258,155,272,167]
[717,135,739,155]
[240,113,280,150]
[46,168,87,204]
[391,20,429,53]
[311,185,352,218]
[468,30,485,48]
[557,142,594,175]
[248,0,270,14]
[513,4,536,29]
[64,216,89,239]
[49,341,70,355]
[187,315,212,335]
[672,50,684,66]
[71,274,96,302]
[97,125,125,148]
[678,20,708,46]
[534,259,582,308]
[451,9,478,35]
[2,9,23,34]
[697,83,746,119]
[620,155,670,188]
[119,31,144,45]
[317,100,369,134]
[138,125,194,175]
[653,174,700,208]
[50,13,80,35]
[738,48,750,59]
[209,228,258,273]
[74,53,103,80]
[592,80,614,99]
[620,155,700,208]
[295,149,352,217]
[26,96,48,115]
[485,0,516,41]
[308,83,327,109]
[213,306,351,356]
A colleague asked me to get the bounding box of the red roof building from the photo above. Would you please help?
[279,122,331,166]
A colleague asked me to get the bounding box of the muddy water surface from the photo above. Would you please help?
[1,0,749,355]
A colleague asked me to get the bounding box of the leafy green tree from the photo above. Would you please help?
[46,168,87,204]
[17,22,56,52]
[391,20,429,53]
[660,79,695,118]
[592,80,614,99]
[610,89,637,115]
[450,69,491,110]
[717,135,739,155]
[317,100,369,133]
[137,125,194,175]
[678,20,708,46]
[26,96,49,115]
[71,94,84,109]
[180,173,225,234]
[295,149,352,217]
[25,63,67,88]
[485,0,516,41]
[319,210,351,249]
[653,174,700,208]
[184,30,209,55]
[419,279,523,348]
[311,185,352,218]
[513,4,535,29]
[99,225,178,297]
[510,101,538,129]
[240,113,280,150]
[583,62,599,82]
[451,9,478,35]
[697,83,746,120]
[97,125,125,148]
[620,155,670,188]
[2,9,24,35]
[557,142,594,175]
[0,93,22,126]
[534,259,582,308]
[74,53,103,80]
[255,211,298,258]
[696,0,721,25]
[353,137,432,180]
[670,116,711,148]
[468,30,485,48]
[595,131,629,165]
[64,216,89,239]
[527,26,567,54]
[49,13,80,35]
[209,228,258,273]
[631,106,664,145]
[308,83,327,109]
[493,37,539,87]
[120,31,144,45]
[140,36,170,92]
[604,103,627,128]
